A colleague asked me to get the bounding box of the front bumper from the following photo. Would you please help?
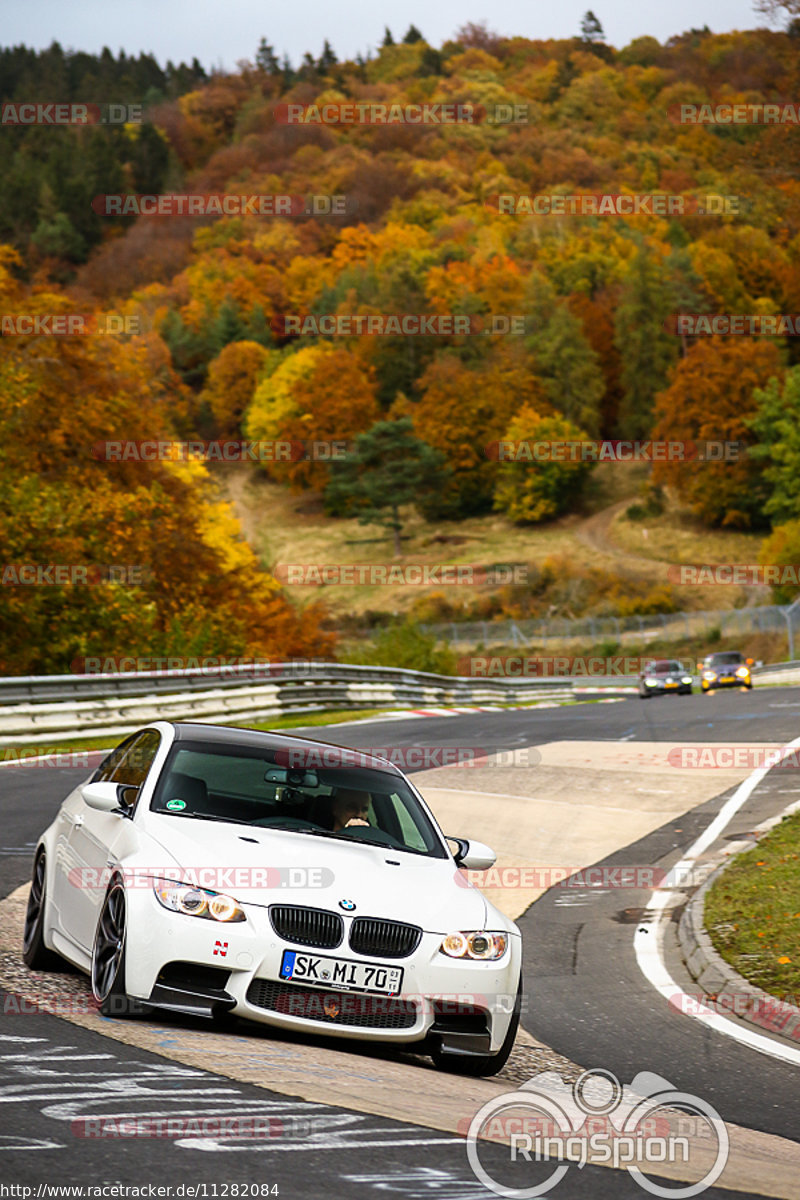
[126,892,521,1052]
[701,675,751,690]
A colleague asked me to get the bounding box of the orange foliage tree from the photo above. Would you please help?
[245,344,380,490]
[202,340,270,436]
[651,338,783,528]
[0,258,334,673]
[410,346,544,516]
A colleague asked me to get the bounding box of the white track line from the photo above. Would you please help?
[634,734,800,1066]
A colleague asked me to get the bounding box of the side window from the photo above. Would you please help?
[92,735,138,783]
[112,730,162,789]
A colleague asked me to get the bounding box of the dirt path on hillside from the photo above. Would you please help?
[573,499,664,579]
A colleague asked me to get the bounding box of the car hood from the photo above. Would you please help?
[144,815,492,933]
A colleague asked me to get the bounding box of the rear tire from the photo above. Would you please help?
[431,977,522,1077]
[22,851,64,970]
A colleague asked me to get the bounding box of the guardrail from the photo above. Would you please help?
[751,659,800,685]
[0,661,584,746]
[0,657,792,747]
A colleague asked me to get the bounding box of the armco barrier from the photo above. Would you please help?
[0,656,792,746]
[0,662,583,746]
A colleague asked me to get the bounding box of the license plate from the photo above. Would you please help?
[720,676,734,683]
[279,950,404,995]
[665,681,678,688]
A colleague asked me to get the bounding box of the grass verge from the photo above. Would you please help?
[0,697,584,762]
[0,709,402,761]
[704,809,800,1000]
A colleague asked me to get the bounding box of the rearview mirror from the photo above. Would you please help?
[448,837,497,871]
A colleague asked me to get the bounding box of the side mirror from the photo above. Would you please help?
[82,781,137,816]
[746,658,754,666]
[448,837,497,871]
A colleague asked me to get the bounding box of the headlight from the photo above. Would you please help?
[644,677,658,686]
[735,666,750,678]
[703,671,716,681]
[153,883,245,923]
[681,676,692,684]
[440,931,508,960]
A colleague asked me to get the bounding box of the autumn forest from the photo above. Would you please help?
[2,21,800,673]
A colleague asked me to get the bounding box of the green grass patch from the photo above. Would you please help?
[704,810,800,1000]
[0,709,401,760]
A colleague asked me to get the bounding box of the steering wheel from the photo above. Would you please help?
[252,816,323,830]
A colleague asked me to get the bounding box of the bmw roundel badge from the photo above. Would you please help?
[339,899,356,911]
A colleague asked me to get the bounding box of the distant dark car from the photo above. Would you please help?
[638,659,693,698]
[699,651,753,693]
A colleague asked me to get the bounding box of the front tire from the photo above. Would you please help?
[91,881,150,1017]
[431,977,522,1077]
[22,851,64,970]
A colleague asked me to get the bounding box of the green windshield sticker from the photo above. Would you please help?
[165,798,186,811]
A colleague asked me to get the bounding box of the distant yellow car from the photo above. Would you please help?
[699,651,752,693]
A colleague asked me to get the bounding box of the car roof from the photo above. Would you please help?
[167,721,403,777]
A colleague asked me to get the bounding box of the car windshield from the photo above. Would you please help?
[150,741,448,859]
[706,652,744,666]
[652,661,683,673]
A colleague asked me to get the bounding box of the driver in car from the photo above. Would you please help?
[330,788,371,831]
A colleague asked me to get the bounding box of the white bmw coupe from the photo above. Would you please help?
[23,721,522,1075]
